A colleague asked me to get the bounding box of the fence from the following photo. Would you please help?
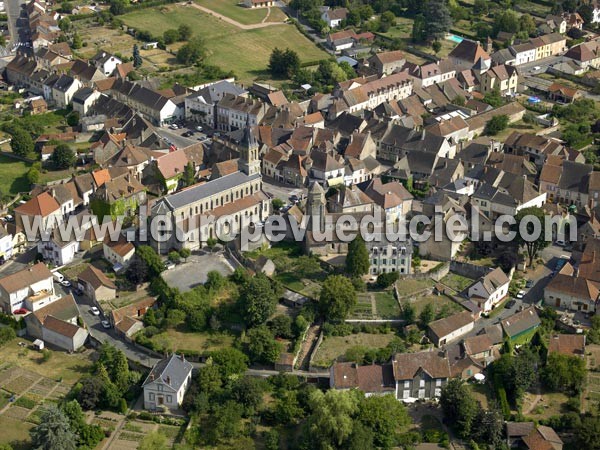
[450,261,491,279]
[308,331,325,373]
[398,261,450,281]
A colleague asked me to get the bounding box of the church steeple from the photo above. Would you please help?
[238,115,260,176]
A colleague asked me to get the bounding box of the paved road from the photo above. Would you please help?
[5,0,28,46]
[263,177,305,203]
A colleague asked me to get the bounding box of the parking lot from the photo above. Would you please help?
[161,252,234,292]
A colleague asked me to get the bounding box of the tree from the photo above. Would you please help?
[58,17,72,32]
[241,274,278,327]
[61,400,104,449]
[178,24,193,41]
[377,272,399,289]
[163,29,180,45]
[425,0,453,40]
[231,376,264,416]
[168,250,181,264]
[9,126,34,157]
[484,114,509,135]
[71,32,82,50]
[319,275,356,321]
[357,395,411,448]
[345,235,370,277]
[126,257,148,285]
[411,14,427,42]
[494,9,520,35]
[176,37,206,65]
[66,111,79,127]
[519,14,536,36]
[541,352,586,394]
[514,207,549,266]
[246,325,282,364]
[132,44,142,68]
[305,389,361,448]
[77,376,104,410]
[432,40,442,54]
[272,198,284,210]
[183,161,195,186]
[109,0,129,15]
[577,415,600,450]
[205,401,243,444]
[30,405,77,450]
[440,379,478,438]
[268,47,301,78]
[59,1,73,13]
[136,245,164,278]
[402,303,416,324]
[210,347,248,379]
[139,432,168,450]
[419,303,435,328]
[472,405,503,447]
[50,143,76,169]
[483,88,503,107]
[269,314,293,339]
[179,248,191,261]
[27,167,40,185]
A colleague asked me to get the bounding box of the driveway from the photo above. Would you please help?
[161,252,234,292]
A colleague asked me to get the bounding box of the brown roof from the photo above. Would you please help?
[267,91,288,107]
[546,273,600,301]
[523,426,562,450]
[548,334,585,356]
[78,265,116,290]
[104,234,135,257]
[331,362,395,392]
[14,192,60,217]
[371,50,405,65]
[43,315,82,338]
[32,295,79,323]
[111,297,156,325]
[506,422,535,438]
[463,334,493,356]
[428,311,474,340]
[115,316,140,335]
[213,159,239,177]
[92,169,111,187]
[392,350,451,380]
[0,262,53,294]
[501,306,541,338]
[156,150,188,179]
[549,82,578,98]
[449,39,491,64]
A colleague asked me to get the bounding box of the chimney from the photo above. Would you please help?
[179,353,185,361]
[166,376,171,385]
[50,188,55,198]
[150,373,154,381]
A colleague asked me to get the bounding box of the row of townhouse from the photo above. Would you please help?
[491,32,566,66]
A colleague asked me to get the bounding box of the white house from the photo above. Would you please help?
[428,311,475,346]
[321,7,348,28]
[90,51,122,76]
[103,235,135,271]
[143,354,193,411]
[37,230,80,267]
[51,75,82,108]
[0,225,14,263]
[467,267,510,313]
[511,42,537,66]
[0,262,55,314]
[593,3,600,24]
[72,87,101,116]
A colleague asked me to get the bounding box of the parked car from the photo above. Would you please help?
[516,290,526,299]
[90,307,100,316]
[164,261,176,270]
[196,125,203,131]
[101,320,111,329]
[13,308,28,315]
[60,280,71,287]
[505,299,517,309]
[525,279,534,288]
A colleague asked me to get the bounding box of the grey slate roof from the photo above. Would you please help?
[72,87,95,104]
[142,354,193,391]
[53,74,76,92]
[155,171,260,211]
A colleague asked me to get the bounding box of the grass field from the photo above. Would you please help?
[374,291,400,318]
[122,5,328,83]
[313,332,395,367]
[148,329,235,353]
[0,154,30,195]
[395,278,436,297]
[196,0,269,24]
[0,339,94,385]
[0,415,34,449]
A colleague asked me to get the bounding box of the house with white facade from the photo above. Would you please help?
[321,7,348,28]
[90,51,122,76]
[51,74,82,108]
[185,80,247,126]
[0,262,55,314]
[467,267,510,313]
[428,311,475,346]
[103,235,135,271]
[143,354,193,411]
[37,229,80,266]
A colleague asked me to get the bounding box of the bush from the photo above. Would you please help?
[376,272,399,288]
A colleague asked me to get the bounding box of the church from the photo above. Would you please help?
[149,124,270,253]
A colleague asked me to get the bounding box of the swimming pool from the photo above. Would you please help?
[446,34,464,43]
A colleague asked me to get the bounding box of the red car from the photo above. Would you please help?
[13,308,28,315]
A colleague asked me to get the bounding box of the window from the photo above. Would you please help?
[166,395,172,403]
[404,381,410,389]
[403,390,409,399]
[419,379,425,387]
[435,379,442,386]
[418,389,425,399]
[157,385,163,392]
[149,393,155,401]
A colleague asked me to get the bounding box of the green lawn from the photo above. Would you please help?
[313,333,396,368]
[122,5,328,83]
[440,273,475,292]
[396,278,436,297]
[0,415,34,449]
[148,329,235,354]
[0,154,30,196]
[195,0,269,24]
[374,291,400,319]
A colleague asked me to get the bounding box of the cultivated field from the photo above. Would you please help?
[0,339,95,449]
[121,4,328,83]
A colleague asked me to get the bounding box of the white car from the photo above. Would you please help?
[101,320,111,329]
[90,307,100,316]
[164,261,176,270]
[516,290,526,299]
[60,280,71,287]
